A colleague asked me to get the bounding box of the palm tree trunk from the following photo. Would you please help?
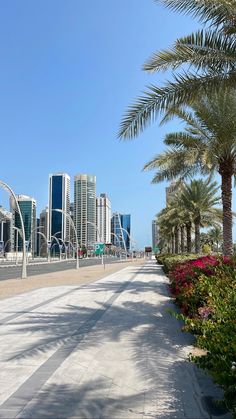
[220,167,233,256]
[186,222,192,253]
[180,226,185,253]
[171,233,174,254]
[174,227,179,254]
[194,217,201,253]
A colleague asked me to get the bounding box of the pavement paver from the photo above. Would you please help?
[0,261,230,418]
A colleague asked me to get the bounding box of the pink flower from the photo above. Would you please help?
[198,306,212,318]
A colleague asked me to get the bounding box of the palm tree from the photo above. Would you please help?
[157,207,176,253]
[118,1,236,139]
[144,90,236,255]
[208,226,223,252]
[157,199,194,254]
[178,179,221,253]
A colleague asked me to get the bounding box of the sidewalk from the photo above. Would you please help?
[0,259,143,300]
[0,261,231,418]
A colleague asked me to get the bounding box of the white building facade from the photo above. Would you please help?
[96,193,111,243]
[74,174,96,247]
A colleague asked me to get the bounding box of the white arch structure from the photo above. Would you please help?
[52,209,79,269]
[0,181,27,279]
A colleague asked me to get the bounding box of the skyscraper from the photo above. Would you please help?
[11,195,37,254]
[96,193,111,244]
[48,173,70,244]
[74,174,96,247]
[111,213,131,252]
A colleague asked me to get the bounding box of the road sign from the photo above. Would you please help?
[94,243,105,255]
[152,246,159,253]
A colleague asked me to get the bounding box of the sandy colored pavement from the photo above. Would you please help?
[0,259,145,300]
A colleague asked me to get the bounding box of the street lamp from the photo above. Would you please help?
[28,225,46,260]
[37,231,50,262]
[13,226,23,266]
[0,180,27,279]
[51,231,67,260]
[111,232,123,259]
[51,235,62,261]
[120,227,134,261]
[52,209,79,269]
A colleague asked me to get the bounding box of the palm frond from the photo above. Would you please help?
[118,72,232,139]
[144,30,236,73]
[155,0,236,30]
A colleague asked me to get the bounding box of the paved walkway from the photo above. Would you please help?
[0,262,229,418]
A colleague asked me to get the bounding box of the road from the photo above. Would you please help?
[0,257,126,281]
[0,261,218,418]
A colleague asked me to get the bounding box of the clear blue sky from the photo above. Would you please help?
[0,0,235,248]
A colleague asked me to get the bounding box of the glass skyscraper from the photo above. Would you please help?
[11,195,37,254]
[48,174,70,246]
[74,174,96,247]
[111,213,131,252]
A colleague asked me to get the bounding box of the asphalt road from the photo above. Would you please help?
[0,257,124,281]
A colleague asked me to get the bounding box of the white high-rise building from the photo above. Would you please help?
[48,173,70,242]
[96,193,111,243]
[74,174,96,247]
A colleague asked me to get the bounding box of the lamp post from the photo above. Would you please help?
[27,225,45,261]
[51,235,62,261]
[52,209,79,269]
[111,232,123,259]
[13,226,23,266]
[37,231,50,262]
[120,227,134,261]
[0,181,27,279]
[86,221,104,265]
[51,231,67,260]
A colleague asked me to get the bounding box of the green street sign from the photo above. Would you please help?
[152,246,159,253]
[94,243,105,255]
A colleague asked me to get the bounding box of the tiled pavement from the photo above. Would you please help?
[0,262,231,418]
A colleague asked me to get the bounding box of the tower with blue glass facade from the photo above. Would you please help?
[48,174,70,245]
[11,195,37,254]
[111,213,131,252]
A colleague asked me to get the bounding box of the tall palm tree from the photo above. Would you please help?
[144,90,234,254]
[178,179,221,253]
[118,1,236,139]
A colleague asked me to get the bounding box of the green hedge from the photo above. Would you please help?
[156,253,202,273]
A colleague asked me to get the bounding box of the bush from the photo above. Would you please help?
[168,255,236,416]
[156,253,201,273]
[202,244,212,254]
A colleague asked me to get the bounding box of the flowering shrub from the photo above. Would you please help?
[157,253,201,273]
[169,255,231,316]
[168,255,236,416]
